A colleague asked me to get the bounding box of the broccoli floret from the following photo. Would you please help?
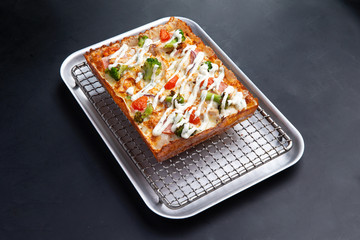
[204,61,212,71]
[138,35,149,47]
[105,65,128,81]
[134,111,144,123]
[142,58,162,81]
[164,29,185,48]
[134,103,153,123]
[175,125,184,137]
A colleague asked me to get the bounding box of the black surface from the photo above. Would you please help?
[1,0,360,239]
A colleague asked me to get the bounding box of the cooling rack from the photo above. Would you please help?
[61,16,304,218]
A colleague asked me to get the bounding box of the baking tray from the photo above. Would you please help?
[60,16,304,219]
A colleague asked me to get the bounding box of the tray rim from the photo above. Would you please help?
[60,16,305,219]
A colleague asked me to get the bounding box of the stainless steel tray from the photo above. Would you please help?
[60,16,304,219]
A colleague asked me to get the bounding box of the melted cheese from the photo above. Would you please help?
[108,44,129,69]
[103,30,248,146]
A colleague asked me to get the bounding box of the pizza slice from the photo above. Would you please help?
[84,17,258,162]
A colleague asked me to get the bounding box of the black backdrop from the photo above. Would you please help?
[1,0,360,239]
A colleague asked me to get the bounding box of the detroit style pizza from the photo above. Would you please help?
[84,17,258,162]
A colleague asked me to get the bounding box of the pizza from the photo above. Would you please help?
[84,17,258,162]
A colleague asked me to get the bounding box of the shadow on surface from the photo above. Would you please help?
[341,0,360,18]
[56,82,146,203]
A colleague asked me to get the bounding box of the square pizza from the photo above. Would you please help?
[84,17,258,162]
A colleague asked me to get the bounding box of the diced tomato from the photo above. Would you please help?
[189,113,200,125]
[164,75,179,90]
[160,29,171,42]
[186,106,201,125]
[200,77,214,88]
[131,96,148,111]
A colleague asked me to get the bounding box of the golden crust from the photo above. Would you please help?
[84,17,258,162]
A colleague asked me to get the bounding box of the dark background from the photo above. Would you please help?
[1,0,360,239]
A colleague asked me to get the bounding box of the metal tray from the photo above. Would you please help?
[60,16,304,219]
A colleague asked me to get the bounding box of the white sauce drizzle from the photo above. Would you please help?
[187,52,205,76]
[167,60,178,71]
[160,95,166,102]
[108,44,129,69]
[153,87,165,110]
[126,86,134,95]
[153,107,175,136]
[228,92,247,110]
[179,51,203,95]
[195,90,207,117]
[208,66,225,91]
[151,45,245,138]
[135,72,143,83]
[220,86,234,117]
[125,38,153,67]
[152,45,196,111]
[131,65,159,101]
[165,30,183,58]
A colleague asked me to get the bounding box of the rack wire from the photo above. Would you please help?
[71,62,292,209]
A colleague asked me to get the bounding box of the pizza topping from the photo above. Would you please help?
[204,61,212,71]
[163,124,173,134]
[153,107,176,136]
[164,29,185,49]
[219,86,234,115]
[105,65,128,81]
[190,51,196,64]
[132,96,148,111]
[142,58,162,81]
[134,103,153,123]
[101,28,247,140]
[186,52,204,77]
[126,86,134,95]
[101,57,110,70]
[108,44,129,69]
[218,82,228,93]
[174,125,184,137]
[160,29,171,42]
[188,108,200,125]
[138,35,149,47]
[165,92,185,104]
[135,72,143,83]
[205,92,222,104]
[131,63,160,101]
[164,75,179,90]
[228,92,247,111]
[208,66,225,91]
[200,77,214,88]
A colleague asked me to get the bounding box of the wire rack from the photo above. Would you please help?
[71,62,292,209]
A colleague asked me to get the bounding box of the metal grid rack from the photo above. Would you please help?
[71,62,292,209]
